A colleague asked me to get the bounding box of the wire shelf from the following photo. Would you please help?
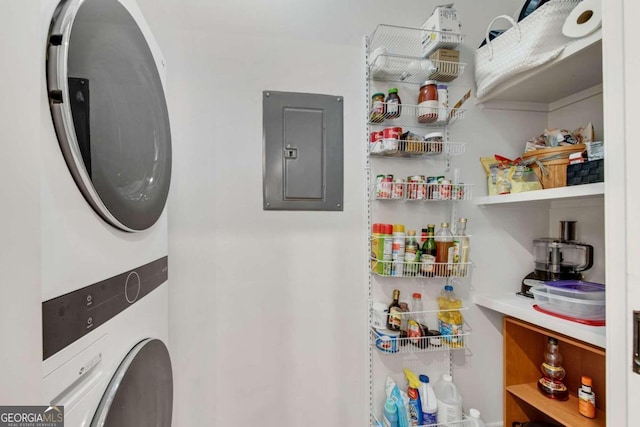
[369,141,465,158]
[370,258,472,279]
[371,181,473,202]
[372,414,473,427]
[368,24,465,59]
[369,103,465,128]
[370,56,467,84]
[370,328,468,354]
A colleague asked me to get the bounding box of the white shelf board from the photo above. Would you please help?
[474,291,605,348]
[476,30,602,110]
[474,182,604,207]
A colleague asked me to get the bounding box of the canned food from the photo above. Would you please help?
[426,176,437,200]
[383,127,402,153]
[440,179,452,200]
[392,178,405,199]
[416,175,427,200]
[376,175,393,199]
[369,131,384,154]
[451,183,464,200]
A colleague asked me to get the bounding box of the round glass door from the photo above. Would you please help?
[91,338,173,427]
[47,0,172,232]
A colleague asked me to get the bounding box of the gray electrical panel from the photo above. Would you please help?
[263,91,344,211]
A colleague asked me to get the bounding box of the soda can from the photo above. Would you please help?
[392,178,405,199]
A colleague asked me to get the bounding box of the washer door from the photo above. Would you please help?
[91,338,173,427]
[47,0,171,232]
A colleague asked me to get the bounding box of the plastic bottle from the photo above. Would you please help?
[433,374,462,425]
[418,375,438,425]
[407,293,427,348]
[391,224,406,277]
[383,397,399,427]
[403,369,424,426]
[468,408,487,427]
[437,285,463,347]
[578,376,596,418]
[435,222,454,276]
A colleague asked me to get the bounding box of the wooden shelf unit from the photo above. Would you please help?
[504,316,606,427]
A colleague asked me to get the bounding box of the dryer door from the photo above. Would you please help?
[91,338,173,427]
[47,0,172,232]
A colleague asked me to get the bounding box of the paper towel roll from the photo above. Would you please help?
[562,0,602,38]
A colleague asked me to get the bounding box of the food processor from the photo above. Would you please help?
[519,221,594,298]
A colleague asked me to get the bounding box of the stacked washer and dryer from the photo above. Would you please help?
[39,0,173,425]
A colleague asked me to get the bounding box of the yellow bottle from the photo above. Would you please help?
[438,285,463,347]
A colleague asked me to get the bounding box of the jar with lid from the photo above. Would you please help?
[385,88,402,119]
[418,81,438,124]
[370,92,385,123]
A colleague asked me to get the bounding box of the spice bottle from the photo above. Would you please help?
[578,376,596,418]
[418,81,438,124]
[370,92,385,123]
[385,88,402,119]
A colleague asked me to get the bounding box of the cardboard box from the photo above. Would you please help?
[429,48,460,63]
[421,5,462,57]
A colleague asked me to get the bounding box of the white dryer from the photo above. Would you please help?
[39,0,173,424]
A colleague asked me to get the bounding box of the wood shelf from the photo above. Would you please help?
[507,382,606,427]
[503,317,606,426]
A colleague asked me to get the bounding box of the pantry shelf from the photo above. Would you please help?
[370,259,472,279]
[369,55,466,84]
[369,103,465,128]
[370,328,468,354]
[506,383,606,427]
[371,183,472,202]
[369,141,466,158]
[368,24,465,59]
[474,182,603,207]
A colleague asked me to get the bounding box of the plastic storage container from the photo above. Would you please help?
[543,280,605,300]
[530,285,605,321]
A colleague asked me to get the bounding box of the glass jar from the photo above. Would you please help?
[370,92,385,123]
[385,88,401,119]
[418,81,438,124]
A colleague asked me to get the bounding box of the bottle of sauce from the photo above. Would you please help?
[385,88,402,119]
[538,337,569,400]
[420,224,437,277]
[404,230,420,277]
[387,289,402,331]
[418,81,438,124]
[435,222,454,277]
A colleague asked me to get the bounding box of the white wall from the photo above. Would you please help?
[0,1,42,404]
[134,1,522,426]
